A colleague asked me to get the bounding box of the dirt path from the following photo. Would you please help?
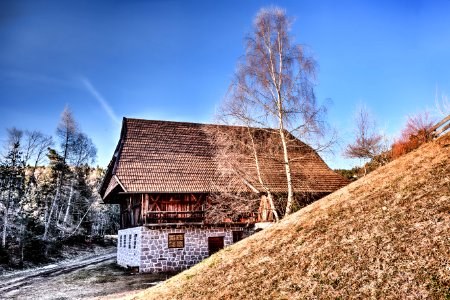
[0,252,171,300]
[0,252,116,294]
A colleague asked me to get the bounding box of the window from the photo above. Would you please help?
[168,233,185,248]
[119,235,122,247]
[129,234,132,249]
[123,235,126,248]
[233,231,243,243]
[134,234,138,249]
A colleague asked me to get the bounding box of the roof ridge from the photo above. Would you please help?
[124,117,270,130]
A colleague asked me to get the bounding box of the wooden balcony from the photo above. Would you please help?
[143,210,205,225]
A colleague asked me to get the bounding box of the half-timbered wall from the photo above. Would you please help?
[144,193,206,212]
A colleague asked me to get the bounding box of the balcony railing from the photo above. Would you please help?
[143,210,205,225]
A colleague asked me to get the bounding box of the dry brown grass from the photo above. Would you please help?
[127,134,450,300]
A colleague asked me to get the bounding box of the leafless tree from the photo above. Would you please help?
[14,131,53,262]
[44,106,78,240]
[220,7,327,215]
[61,132,96,228]
[57,106,78,164]
[23,131,53,189]
[344,106,383,175]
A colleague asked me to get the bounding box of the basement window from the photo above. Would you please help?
[168,233,185,248]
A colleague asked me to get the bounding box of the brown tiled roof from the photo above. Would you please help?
[100,118,349,201]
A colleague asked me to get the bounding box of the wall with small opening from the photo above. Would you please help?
[117,227,142,267]
[139,226,247,273]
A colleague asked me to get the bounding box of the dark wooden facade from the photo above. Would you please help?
[119,193,207,228]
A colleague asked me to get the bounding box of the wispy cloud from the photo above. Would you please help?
[0,70,77,88]
[81,77,120,125]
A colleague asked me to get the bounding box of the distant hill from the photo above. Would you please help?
[128,133,450,299]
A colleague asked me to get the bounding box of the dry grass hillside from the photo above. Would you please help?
[129,134,450,300]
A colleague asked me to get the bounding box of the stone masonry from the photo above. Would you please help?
[116,225,248,273]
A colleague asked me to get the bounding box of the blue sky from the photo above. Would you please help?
[1,0,449,169]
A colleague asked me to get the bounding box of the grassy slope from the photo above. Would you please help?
[130,134,450,300]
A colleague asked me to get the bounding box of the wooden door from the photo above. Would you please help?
[208,236,224,256]
[232,231,243,243]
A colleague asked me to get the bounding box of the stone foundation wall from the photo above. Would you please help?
[117,227,142,267]
[139,226,245,273]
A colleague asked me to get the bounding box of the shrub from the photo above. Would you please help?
[391,112,435,159]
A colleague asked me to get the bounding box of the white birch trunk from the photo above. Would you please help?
[2,207,8,247]
[247,127,280,222]
[43,196,49,229]
[266,191,279,222]
[44,174,61,240]
[278,107,294,215]
[63,181,74,226]
[2,184,14,247]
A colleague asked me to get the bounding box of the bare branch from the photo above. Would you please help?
[344,105,383,161]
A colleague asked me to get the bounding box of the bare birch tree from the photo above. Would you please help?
[221,7,326,216]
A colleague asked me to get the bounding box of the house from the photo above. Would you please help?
[99,118,348,273]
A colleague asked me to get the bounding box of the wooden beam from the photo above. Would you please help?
[434,122,450,137]
[192,194,203,211]
[430,114,450,132]
[141,194,144,225]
